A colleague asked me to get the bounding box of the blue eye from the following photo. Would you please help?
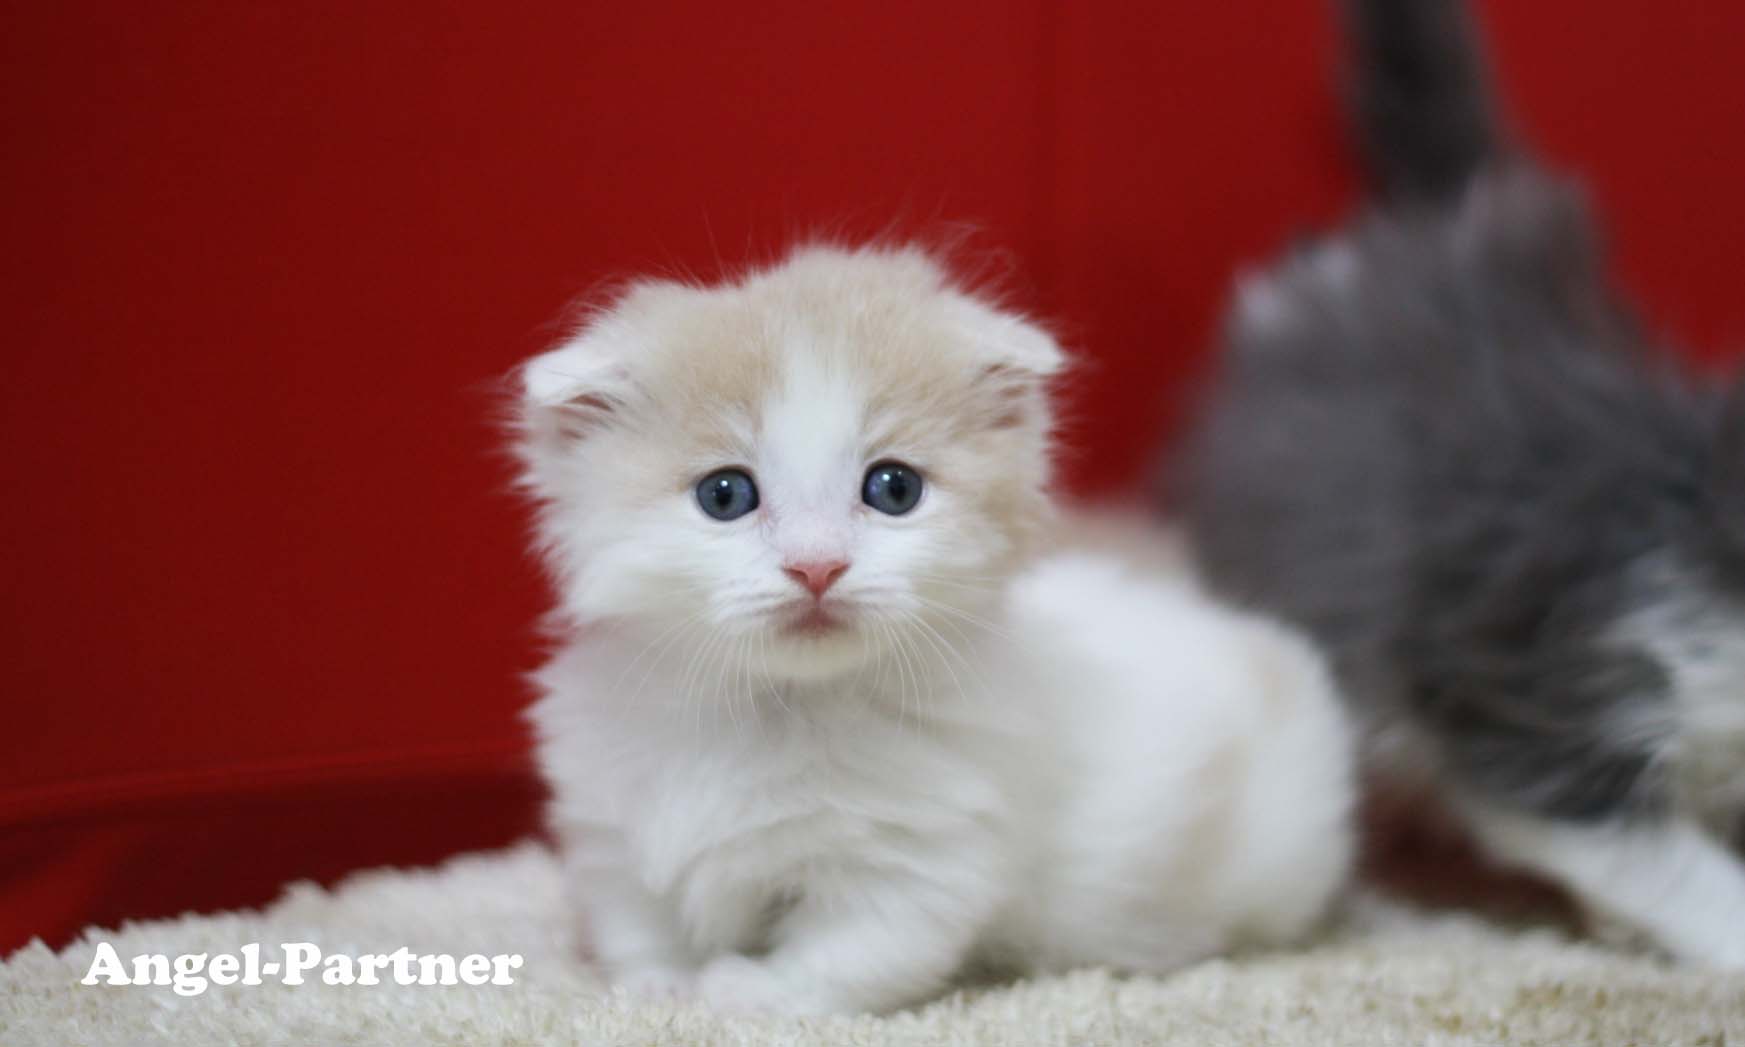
[862,461,923,516]
[696,468,759,521]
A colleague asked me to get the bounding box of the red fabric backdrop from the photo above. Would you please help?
[5,1,1744,954]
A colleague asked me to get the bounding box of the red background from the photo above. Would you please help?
[5,1,1744,955]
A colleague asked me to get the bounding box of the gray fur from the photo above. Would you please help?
[1172,0,1745,826]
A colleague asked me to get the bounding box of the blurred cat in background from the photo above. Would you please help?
[1175,0,1745,966]
[517,245,1355,1015]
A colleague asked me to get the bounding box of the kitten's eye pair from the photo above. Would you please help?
[694,462,924,521]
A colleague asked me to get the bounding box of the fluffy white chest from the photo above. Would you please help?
[630,719,970,882]
[539,660,1023,954]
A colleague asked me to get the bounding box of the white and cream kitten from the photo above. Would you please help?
[516,245,1355,1015]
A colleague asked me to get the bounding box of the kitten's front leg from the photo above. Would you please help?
[563,836,697,998]
[1470,810,1745,968]
[696,861,999,1015]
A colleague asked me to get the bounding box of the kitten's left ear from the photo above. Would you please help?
[947,294,1066,378]
[946,294,1065,430]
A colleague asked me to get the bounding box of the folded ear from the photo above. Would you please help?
[524,337,617,406]
[946,294,1066,378]
[944,294,1065,431]
[522,280,702,440]
[519,282,678,444]
[521,324,631,437]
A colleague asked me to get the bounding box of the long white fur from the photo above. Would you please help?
[516,245,1357,1014]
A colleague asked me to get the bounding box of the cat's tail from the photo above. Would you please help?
[1343,0,1504,202]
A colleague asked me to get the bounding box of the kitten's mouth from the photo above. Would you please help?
[781,603,847,638]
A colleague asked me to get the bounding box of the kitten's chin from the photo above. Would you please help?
[759,622,871,682]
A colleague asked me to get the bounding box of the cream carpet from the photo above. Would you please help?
[3,841,1740,1046]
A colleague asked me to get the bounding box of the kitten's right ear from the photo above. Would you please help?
[519,321,635,441]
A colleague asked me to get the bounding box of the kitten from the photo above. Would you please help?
[516,245,1356,1015]
[1174,0,1745,966]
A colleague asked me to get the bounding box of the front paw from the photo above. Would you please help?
[613,964,697,1002]
[697,955,833,1016]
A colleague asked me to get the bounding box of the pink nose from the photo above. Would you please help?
[783,559,850,598]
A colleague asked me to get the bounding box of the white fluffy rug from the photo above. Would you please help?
[4,841,1741,1046]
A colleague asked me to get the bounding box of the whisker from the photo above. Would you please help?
[629,615,707,708]
[757,627,784,710]
[894,627,932,726]
[901,609,971,709]
[761,630,794,717]
[613,608,707,699]
[912,595,1016,641]
[878,617,911,732]
[919,610,993,693]
[676,621,730,732]
[717,632,742,731]
[905,570,1008,584]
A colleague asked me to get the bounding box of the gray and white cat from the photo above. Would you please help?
[1173,0,1745,966]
